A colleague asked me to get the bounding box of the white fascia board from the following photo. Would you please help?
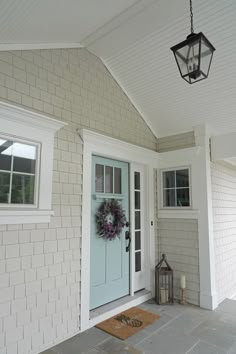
[0,43,82,51]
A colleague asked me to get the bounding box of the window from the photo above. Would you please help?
[0,137,38,206]
[0,101,65,224]
[162,168,191,208]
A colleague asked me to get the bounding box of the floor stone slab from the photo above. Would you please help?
[97,337,143,354]
[136,332,198,354]
[187,340,228,354]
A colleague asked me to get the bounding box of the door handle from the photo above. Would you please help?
[125,230,131,252]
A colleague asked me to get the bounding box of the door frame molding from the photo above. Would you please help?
[80,129,159,331]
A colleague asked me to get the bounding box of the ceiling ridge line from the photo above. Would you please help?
[82,0,156,48]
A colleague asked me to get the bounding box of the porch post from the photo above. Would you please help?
[194,125,217,310]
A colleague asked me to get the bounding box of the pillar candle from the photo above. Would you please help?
[160,288,169,304]
[180,274,186,289]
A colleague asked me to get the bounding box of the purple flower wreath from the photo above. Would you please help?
[96,199,127,240]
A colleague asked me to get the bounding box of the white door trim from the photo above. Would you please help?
[80,129,158,331]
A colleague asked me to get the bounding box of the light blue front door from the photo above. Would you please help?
[90,156,130,310]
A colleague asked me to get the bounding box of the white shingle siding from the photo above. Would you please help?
[0,48,157,354]
[157,218,200,306]
[211,161,236,304]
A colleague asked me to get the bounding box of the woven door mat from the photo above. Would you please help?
[96,307,160,340]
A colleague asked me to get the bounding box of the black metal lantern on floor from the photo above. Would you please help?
[170,0,215,84]
[155,254,174,305]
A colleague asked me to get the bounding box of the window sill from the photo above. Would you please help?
[158,209,199,219]
[0,209,54,225]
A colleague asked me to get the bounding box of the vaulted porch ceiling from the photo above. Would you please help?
[0,0,235,138]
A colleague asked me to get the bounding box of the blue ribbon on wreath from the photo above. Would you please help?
[96,199,127,240]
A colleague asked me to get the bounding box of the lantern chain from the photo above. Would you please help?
[190,0,194,34]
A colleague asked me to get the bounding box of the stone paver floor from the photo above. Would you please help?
[41,298,236,354]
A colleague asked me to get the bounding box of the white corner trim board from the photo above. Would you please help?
[0,101,66,224]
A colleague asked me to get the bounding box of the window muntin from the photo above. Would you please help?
[0,137,38,206]
[162,168,191,208]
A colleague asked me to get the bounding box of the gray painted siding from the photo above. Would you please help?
[157,218,200,306]
[0,48,157,354]
[211,161,236,304]
[157,131,195,152]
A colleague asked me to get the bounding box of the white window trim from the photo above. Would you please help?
[0,101,66,224]
[160,166,192,210]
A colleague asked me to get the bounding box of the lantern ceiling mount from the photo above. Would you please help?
[170,0,215,84]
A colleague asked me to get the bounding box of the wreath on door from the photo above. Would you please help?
[96,199,127,240]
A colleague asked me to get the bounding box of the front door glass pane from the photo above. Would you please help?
[95,164,104,193]
[135,231,141,251]
[114,167,121,194]
[134,172,140,190]
[105,166,113,193]
[135,252,141,272]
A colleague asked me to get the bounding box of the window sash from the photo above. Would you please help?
[162,167,191,208]
[0,134,40,208]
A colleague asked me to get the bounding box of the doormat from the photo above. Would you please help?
[96,307,160,340]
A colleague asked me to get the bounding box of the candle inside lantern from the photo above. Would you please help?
[160,287,169,304]
[180,274,186,289]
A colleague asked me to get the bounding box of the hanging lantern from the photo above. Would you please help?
[155,254,174,305]
[170,0,215,84]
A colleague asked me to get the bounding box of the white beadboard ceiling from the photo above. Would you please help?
[0,0,236,137]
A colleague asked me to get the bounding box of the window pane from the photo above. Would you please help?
[163,171,175,188]
[135,211,141,229]
[135,231,141,251]
[135,252,141,272]
[134,172,140,190]
[95,164,104,193]
[135,191,140,209]
[0,140,13,171]
[13,157,36,174]
[163,189,176,207]
[0,154,11,171]
[176,169,189,188]
[105,166,113,193]
[177,188,190,207]
[0,172,10,203]
[12,143,36,174]
[11,174,35,204]
[114,167,121,194]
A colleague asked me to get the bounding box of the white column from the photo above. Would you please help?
[194,125,217,310]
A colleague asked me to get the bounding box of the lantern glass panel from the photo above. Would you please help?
[200,38,214,77]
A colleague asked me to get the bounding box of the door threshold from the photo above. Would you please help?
[89,289,152,328]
